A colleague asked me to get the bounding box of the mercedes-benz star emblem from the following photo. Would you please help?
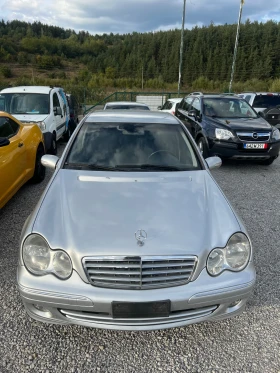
[135,229,147,246]
[252,132,258,139]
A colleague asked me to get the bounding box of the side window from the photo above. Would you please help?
[190,98,201,116]
[0,117,19,138]
[53,92,60,108]
[162,101,170,110]
[245,95,251,103]
[182,97,193,111]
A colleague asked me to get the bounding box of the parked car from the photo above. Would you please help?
[157,98,182,115]
[238,92,280,128]
[0,111,45,209]
[175,93,280,165]
[17,111,255,331]
[0,86,70,154]
[104,101,150,110]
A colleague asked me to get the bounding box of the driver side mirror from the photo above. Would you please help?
[205,156,222,170]
[188,110,197,118]
[54,106,62,116]
[0,137,10,147]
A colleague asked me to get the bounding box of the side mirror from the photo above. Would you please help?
[205,156,222,170]
[258,111,265,118]
[157,106,162,110]
[41,155,59,170]
[188,110,196,118]
[54,106,62,116]
[0,137,10,147]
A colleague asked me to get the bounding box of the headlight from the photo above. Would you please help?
[215,128,234,140]
[22,234,72,279]
[37,121,46,131]
[207,233,251,276]
[272,128,280,141]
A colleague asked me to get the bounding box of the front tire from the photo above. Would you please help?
[197,137,209,158]
[32,145,46,183]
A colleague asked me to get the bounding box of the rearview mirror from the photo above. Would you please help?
[0,137,10,147]
[41,155,59,170]
[54,106,62,116]
[205,156,222,170]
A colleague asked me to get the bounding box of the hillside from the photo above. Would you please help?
[1,19,280,103]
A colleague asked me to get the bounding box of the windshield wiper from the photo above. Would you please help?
[64,163,123,171]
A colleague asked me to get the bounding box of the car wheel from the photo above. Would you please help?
[259,157,276,165]
[49,133,57,155]
[64,126,71,142]
[32,145,46,183]
[197,137,209,158]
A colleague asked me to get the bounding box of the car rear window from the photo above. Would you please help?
[253,95,280,108]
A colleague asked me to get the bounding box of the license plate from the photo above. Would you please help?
[112,300,170,319]
[244,143,268,149]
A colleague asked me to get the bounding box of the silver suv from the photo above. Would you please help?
[238,92,280,127]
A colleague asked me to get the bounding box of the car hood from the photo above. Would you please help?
[213,117,271,131]
[33,170,241,267]
[11,114,48,123]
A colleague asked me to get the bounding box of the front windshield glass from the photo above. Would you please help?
[203,98,257,119]
[0,93,50,115]
[105,105,149,110]
[65,122,201,171]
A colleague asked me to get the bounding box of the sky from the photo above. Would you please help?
[0,0,280,35]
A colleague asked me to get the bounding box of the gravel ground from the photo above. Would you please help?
[0,142,279,373]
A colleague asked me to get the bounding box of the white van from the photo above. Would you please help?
[0,86,70,154]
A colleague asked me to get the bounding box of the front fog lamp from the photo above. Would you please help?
[207,233,251,276]
[23,234,72,279]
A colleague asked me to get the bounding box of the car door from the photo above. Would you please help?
[52,91,65,139]
[176,97,193,133]
[0,117,27,207]
[187,98,202,138]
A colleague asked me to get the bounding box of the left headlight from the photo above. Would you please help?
[23,234,72,279]
[215,128,234,140]
[272,128,280,141]
[207,232,251,276]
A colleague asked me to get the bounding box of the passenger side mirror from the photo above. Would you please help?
[205,156,222,170]
[188,110,197,118]
[41,155,59,170]
[54,106,62,116]
[258,111,265,118]
[157,106,162,110]
[0,137,10,147]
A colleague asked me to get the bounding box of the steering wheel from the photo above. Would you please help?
[148,149,177,160]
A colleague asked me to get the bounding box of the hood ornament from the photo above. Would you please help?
[135,230,147,246]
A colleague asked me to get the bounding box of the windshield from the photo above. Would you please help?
[105,105,149,110]
[203,98,257,119]
[0,93,50,115]
[65,122,201,171]
[253,95,280,108]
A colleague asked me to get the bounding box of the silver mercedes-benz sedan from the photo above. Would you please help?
[17,111,256,331]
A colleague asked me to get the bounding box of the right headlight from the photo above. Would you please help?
[37,121,46,131]
[23,234,72,279]
[215,128,234,140]
[272,128,280,141]
[207,232,251,276]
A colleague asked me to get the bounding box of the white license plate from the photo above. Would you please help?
[244,143,267,149]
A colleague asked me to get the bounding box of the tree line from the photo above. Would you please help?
[1,19,280,101]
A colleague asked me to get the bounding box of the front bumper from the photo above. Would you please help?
[209,140,280,160]
[17,263,256,331]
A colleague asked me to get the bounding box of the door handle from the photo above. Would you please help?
[18,142,24,148]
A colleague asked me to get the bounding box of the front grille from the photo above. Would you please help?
[59,305,217,326]
[236,132,270,142]
[83,256,197,290]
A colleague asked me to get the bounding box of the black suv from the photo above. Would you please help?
[175,94,280,165]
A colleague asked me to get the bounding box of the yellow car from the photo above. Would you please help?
[0,111,45,209]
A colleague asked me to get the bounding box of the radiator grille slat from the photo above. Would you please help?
[83,256,197,290]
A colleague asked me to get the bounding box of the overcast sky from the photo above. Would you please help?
[1,0,280,34]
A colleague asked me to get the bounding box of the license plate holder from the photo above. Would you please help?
[243,143,267,149]
[112,300,171,319]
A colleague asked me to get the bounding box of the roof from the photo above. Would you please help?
[105,101,149,107]
[87,110,179,124]
[0,86,56,94]
[167,98,182,103]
